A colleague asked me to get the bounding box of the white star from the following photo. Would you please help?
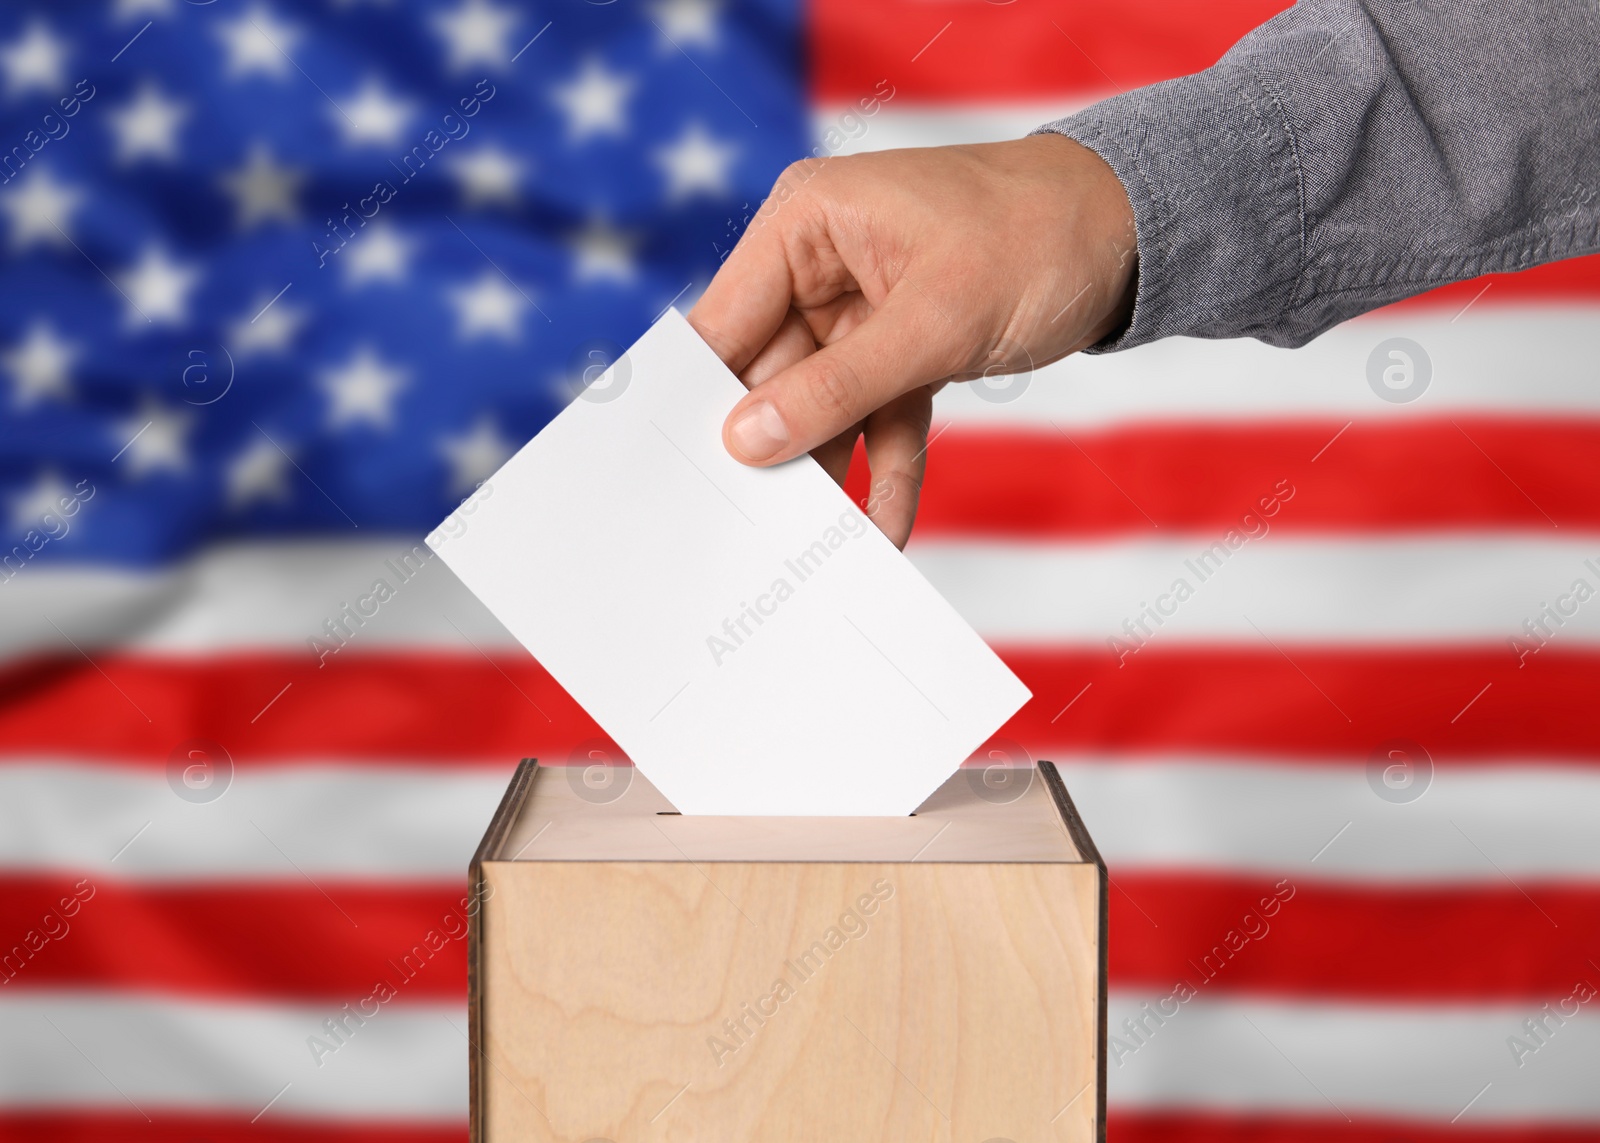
[219,142,304,229]
[7,470,75,535]
[649,0,721,51]
[225,290,306,357]
[431,0,519,72]
[107,82,190,164]
[334,78,416,148]
[569,213,641,285]
[319,345,408,430]
[449,145,525,209]
[343,220,417,287]
[551,58,636,142]
[1,167,85,250]
[3,320,78,408]
[115,0,177,19]
[439,416,514,494]
[215,4,300,80]
[445,271,529,342]
[653,121,738,202]
[113,397,193,478]
[227,435,294,509]
[116,245,201,329]
[0,21,69,97]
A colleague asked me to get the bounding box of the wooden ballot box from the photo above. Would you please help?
[469,759,1106,1143]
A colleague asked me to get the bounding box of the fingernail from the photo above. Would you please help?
[728,401,788,461]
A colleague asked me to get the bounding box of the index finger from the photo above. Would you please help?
[686,204,796,375]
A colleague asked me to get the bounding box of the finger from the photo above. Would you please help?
[738,309,814,389]
[795,290,873,351]
[860,386,933,549]
[687,200,801,374]
[812,423,861,487]
[722,295,961,466]
[739,309,859,485]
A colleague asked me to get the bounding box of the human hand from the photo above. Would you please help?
[687,134,1137,548]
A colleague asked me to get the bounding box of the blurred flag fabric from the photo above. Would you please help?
[3,0,1599,1139]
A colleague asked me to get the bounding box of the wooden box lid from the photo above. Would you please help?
[477,760,1101,866]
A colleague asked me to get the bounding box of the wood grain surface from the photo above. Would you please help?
[479,858,1099,1142]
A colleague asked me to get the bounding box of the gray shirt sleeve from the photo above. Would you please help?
[1034,0,1600,351]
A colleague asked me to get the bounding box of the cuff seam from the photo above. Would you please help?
[1254,70,1310,326]
[1059,120,1168,353]
[1301,214,1600,296]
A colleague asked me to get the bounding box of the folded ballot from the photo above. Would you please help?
[426,310,1029,815]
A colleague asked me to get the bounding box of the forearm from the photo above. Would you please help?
[1036,0,1600,350]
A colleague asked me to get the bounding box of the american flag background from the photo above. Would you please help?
[3,0,1599,1138]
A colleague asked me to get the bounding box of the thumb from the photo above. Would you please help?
[722,296,962,466]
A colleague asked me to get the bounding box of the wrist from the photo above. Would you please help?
[1017,132,1140,352]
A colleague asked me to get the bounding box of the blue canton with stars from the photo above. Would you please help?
[0,0,803,568]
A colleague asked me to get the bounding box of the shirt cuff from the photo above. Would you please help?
[1033,61,1305,352]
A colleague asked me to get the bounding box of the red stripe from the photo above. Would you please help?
[810,0,1293,102]
[5,874,1599,1004]
[1375,252,1600,307]
[0,650,596,764]
[1108,874,1600,1003]
[2,1111,1594,1143]
[2,645,1598,763]
[1111,1112,1600,1143]
[0,1113,461,1143]
[0,876,467,1001]
[2,1113,1596,1143]
[904,417,1600,540]
[1008,645,1600,760]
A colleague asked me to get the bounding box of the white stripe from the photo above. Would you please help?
[813,101,1087,153]
[3,989,1595,1122]
[928,309,1600,430]
[911,534,1600,646]
[0,537,510,659]
[5,758,1596,884]
[1106,991,1600,1121]
[1054,758,1600,882]
[7,534,1600,658]
[0,762,507,881]
[0,991,465,1118]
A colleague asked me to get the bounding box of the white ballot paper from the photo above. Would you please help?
[426,310,1030,816]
